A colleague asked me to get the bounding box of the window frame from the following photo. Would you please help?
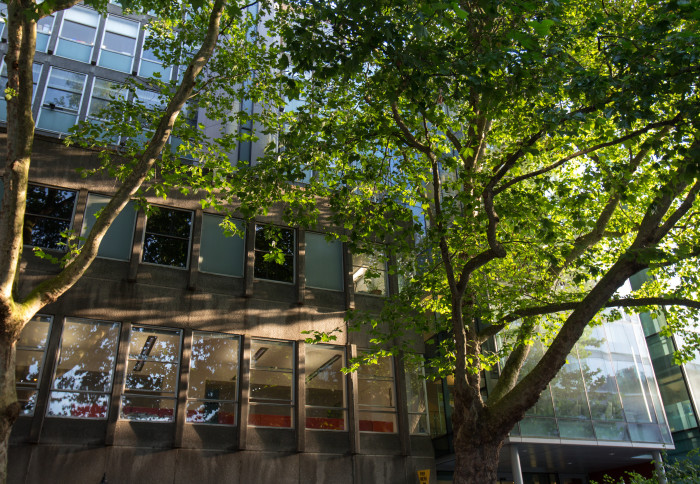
[140,206,194,270]
[97,14,140,73]
[352,249,389,297]
[357,354,398,433]
[198,213,246,278]
[54,6,100,63]
[304,231,344,292]
[253,223,296,284]
[304,344,347,431]
[15,314,53,417]
[120,325,183,423]
[79,192,137,261]
[23,183,78,251]
[36,66,88,134]
[185,330,241,426]
[46,317,122,420]
[248,338,295,428]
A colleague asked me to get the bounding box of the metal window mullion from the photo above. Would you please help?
[49,388,111,395]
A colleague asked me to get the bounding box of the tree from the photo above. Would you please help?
[0,0,282,481]
[234,0,700,482]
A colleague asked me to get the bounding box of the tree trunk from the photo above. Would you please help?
[0,335,18,484]
[452,436,504,484]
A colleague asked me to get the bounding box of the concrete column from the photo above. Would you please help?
[652,450,667,484]
[510,444,524,484]
[296,229,306,305]
[174,329,192,448]
[244,222,255,297]
[187,209,203,290]
[105,321,131,445]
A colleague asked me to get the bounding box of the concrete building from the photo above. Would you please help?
[1,3,678,483]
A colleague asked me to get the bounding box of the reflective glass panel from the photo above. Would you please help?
[199,215,245,277]
[16,315,52,416]
[122,326,181,422]
[142,207,192,268]
[405,358,429,434]
[249,339,294,427]
[352,251,387,296]
[358,356,396,433]
[305,345,346,430]
[23,184,77,250]
[186,332,239,425]
[305,233,343,291]
[80,193,137,261]
[254,225,294,283]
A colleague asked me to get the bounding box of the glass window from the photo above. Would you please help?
[0,62,42,122]
[142,207,192,268]
[305,233,343,291]
[405,358,430,434]
[80,193,137,261]
[55,6,99,63]
[358,355,397,432]
[549,346,592,421]
[98,16,139,73]
[23,184,77,250]
[170,101,199,160]
[36,67,87,133]
[47,318,121,419]
[15,315,52,416]
[138,33,172,80]
[122,326,181,422]
[87,78,127,121]
[254,224,294,283]
[0,3,6,38]
[249,339,294,428]
[352,251,387,296]
[186,332,239,425]
[199,214,245,277]
[36,14,55,52]
[305,345,346,430]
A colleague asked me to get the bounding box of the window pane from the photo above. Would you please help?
[249,339,294,427]
[199,215,245,277]
[122,327,181,422]
[51,319,120,393]
[16,315,52,416]
[305,233,343,291]
[306,407,345,430]
[186,332,239,425]
[80,193,136,261]
[142,207,192,268]
[36,15,54,52]
[23,185,77,250]
[37,69,86,132]
[305,345,345,407]
[405,358,429,434]
[254,225,295,283]
[60,20,96,45]
[358,355,396,432]
[63,6,100,27]
[359,410,396,433]
[47,391,111,418]
[353,252,387,295]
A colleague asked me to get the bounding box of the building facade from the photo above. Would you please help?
[1,3,680,483]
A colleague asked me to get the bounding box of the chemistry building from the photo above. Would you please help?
[0,3,685,483]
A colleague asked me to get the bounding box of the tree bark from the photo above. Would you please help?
[0,336,18,484]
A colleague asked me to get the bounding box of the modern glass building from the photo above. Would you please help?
[428,312,674,483]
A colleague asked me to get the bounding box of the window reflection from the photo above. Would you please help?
[253,225,294,283]
[352,251,387,296]
[15,315,52,416]
[305,345,346,430]
[47,318,120,419]
[23,184,77,250]
[404,358,430,435]
[142,207,192,268]
[55,6,99,63]
[249,339,294,427]
[122,326,181,422]
[357,355,396,432]
[186,332,239,425]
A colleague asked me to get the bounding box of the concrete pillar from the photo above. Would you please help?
[652,450,667,484]
[510,444,524,484]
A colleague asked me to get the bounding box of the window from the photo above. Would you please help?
[142,207,193,268]
[186,332,240,425]
[254,224,294,283]
[199,214,245,277]
[249,339,294,428]
[87,78,127,122]
[138,33,172,80]
[98,16,139,73]
[305,345,346,430]
[122,326,181,422]
[0,62,42,122]
[36,14,55,52]
[24,184,77,250]
[404,358,430,434]
[55,6,99,63]
[0,3,6,38]
[47,318,121,419]
[358,355,396,432]
[305,233,343,291]
[36,67,87,133]
[352,251,388,296]
[170,101,199,161]
[80,193,137,261]
[15,315,52,416]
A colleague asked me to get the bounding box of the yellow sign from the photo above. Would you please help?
[417,469,430,484]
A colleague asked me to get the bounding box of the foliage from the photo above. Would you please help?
[592,451,700,484]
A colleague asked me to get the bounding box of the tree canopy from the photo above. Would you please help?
[239,0,700,481]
